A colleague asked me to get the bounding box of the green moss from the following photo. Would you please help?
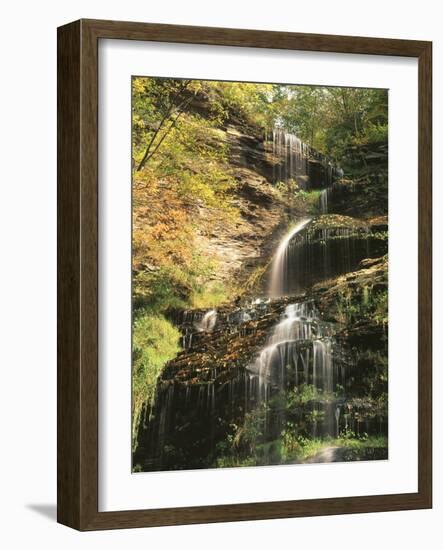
[307,214,367,231]
[132,313,181,450]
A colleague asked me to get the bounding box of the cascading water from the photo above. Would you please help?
[272,129,310,187]
[319,188,329,213]
[269,221,387,298]
[196,309,217,332]
[247,301,339,440]
[269,218,312,298]
[271,128,340,189]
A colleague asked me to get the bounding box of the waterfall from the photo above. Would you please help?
[269,224,385,297]
[248,302,315,386]
[272,128,310,188]
[313,339,333,393]
[269,218,311,298]
[196,309,217,332]
[247,301,337,439]
[319,188,328,213]
[271,128,341,190]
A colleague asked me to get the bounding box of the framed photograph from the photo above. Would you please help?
[57,19,432,530]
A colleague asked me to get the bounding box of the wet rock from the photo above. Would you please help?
[163,297,300,384]
[328,176,388,219]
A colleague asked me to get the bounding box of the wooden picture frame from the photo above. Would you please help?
[57,18,432,530]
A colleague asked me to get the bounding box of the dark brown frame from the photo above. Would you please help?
[57,18,432,531]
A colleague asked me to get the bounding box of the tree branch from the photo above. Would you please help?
[136,81,193,171]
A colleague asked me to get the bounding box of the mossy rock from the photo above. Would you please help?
[307,214,367,232]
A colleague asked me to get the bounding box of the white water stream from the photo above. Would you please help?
[269,218,312,298]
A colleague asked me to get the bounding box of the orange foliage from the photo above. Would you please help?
[133,169,196,274]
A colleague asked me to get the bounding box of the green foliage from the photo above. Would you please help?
[133,251,220,315]
[132,313,181,449]
[229,404,267,456]
[335,286,388,326]
[288,384,339,408]
[133,78,207,169]
[211,378,387,468]
[279,86,327,149]
[356,122,388,145]
[132,78,237,216]
[212,81,276,127]
[215,427,388,467]
[372,289,388,324]
[190,281,229,309]
[292,189,322,213]
[281,433,327,462]
[273,182,326,214]
[272,85,388,174]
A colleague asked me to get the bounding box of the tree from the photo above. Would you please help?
[279,86,327,149]
[133,78,201,170]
